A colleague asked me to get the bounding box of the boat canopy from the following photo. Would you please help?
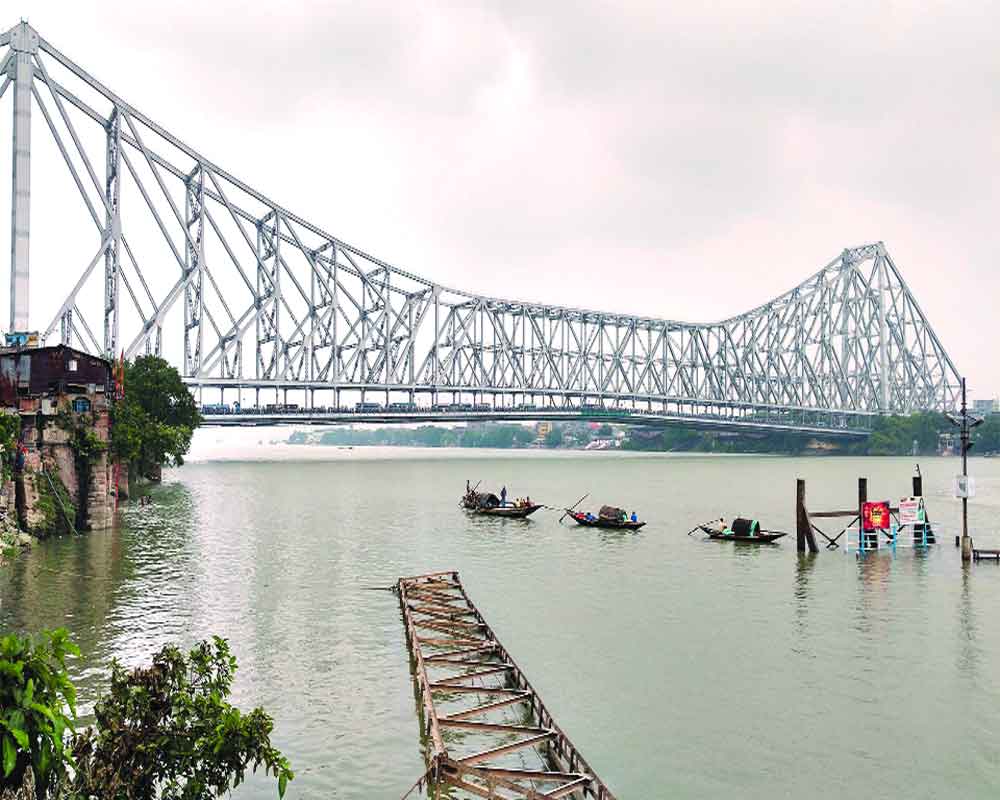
[599,505,626,520]
[731,518,760,536]
[470,492,501,509]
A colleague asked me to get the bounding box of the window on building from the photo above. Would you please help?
[67,358,79,372]
[72,397,91,413]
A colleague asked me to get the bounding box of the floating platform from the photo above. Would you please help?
[398,570,617,799]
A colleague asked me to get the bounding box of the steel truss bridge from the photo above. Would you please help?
[0,23,962,435]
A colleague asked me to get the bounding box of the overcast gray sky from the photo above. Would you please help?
[11,1,1000,397]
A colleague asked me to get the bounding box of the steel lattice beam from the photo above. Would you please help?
[0,23,963,433]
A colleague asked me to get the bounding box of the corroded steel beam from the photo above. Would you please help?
[398,570,616,800]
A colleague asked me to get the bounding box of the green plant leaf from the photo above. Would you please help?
[2,733,15,777]
[278,772,288,798]
[8,727,28,750]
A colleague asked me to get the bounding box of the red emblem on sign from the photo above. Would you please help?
[862,501,891,532]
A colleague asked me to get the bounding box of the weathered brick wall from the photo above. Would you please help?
[17,405,116,533]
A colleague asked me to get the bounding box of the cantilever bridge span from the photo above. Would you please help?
[0,23,962,435]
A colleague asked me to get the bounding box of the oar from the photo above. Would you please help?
[559,493,589,523]
[687,520,712,536]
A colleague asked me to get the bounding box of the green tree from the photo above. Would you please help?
[512,426,534,446]
[976,415,1000,453]
[111,357,201,481]
[0,629,78,798]
[544,426,564,447]
[70,637,292,800]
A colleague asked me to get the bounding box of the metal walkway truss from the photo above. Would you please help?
[398,571,616,799]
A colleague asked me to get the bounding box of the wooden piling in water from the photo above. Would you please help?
[796,479,818,553]
[858,477,874,549]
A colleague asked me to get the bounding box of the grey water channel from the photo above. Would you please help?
[2,441,1000,799]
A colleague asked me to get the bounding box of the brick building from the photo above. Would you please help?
[0,344,115,532]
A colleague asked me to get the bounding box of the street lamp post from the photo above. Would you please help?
[949,378,983,562]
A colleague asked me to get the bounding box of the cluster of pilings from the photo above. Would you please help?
[796,471,932,553]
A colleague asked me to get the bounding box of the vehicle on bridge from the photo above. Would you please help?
[354,401,382,413]
[200,403,232,415]
[386,402,417,413]
[431,402,474,412]
[263,403,299,413]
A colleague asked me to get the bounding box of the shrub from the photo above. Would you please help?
[70,637,292,799]
[0,629,78,798]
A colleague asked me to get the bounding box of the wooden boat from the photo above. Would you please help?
[463,488,542,518]
[566,510,646,530]
[699,517,785,543]
[471,503,543,519]
[701,527,786,543]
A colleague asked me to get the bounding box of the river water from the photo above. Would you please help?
[2,432,1000,799]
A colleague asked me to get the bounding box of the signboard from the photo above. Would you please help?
[954,475,976,499]
[862,501,891,532]
[898,497,925,525]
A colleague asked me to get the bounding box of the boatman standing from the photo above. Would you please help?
[501,486,507,506]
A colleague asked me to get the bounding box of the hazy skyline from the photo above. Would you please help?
[9,1,1000,397]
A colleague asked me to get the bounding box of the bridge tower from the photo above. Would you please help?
[8,21,37,333]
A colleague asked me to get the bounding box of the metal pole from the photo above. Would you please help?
[960,377,971,562]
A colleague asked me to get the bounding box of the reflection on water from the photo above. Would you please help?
[2,451,1000,798]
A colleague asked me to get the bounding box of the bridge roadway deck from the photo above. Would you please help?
[200,408,871,437]
[398,571,617,799]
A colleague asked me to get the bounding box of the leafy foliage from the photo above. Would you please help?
[853,411,947,456]
[0,629,78,798]
[314,423,536,448]
[30,472,77,537]
[55,408,107,530]
[974,414,1000,454]
[70,637,292,800]
[0,413,20,482]
[54,410,106,467]
[111,357,201,480]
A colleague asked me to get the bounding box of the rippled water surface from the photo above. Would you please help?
[3,436,1000,799]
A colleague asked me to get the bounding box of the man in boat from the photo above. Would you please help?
[630,511,638,523]
[707,517,727,534]
[501,486,507,506]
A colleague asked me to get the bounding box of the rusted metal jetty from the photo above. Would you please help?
[398,570,616,799]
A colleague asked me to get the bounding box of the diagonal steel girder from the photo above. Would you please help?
[0,22,962,432]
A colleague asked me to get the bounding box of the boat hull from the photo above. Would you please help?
[469,504,542,519]
[701,527,785,543]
